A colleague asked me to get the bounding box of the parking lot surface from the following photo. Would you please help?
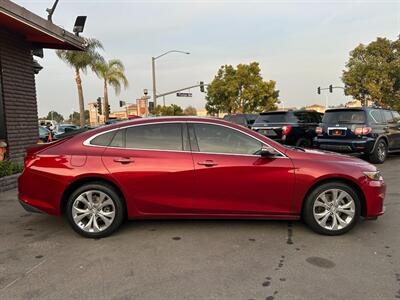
[0,155,399,300]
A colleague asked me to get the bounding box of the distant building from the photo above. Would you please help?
[304,104,326,113]
[0,0,84,161]
[89,102,138,126]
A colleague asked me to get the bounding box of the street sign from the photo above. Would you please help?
[176,92,192,97]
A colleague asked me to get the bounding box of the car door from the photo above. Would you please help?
[382,110,400,150]
[189,122,295,215]
[101,122,196,214]
[390,111,400,149]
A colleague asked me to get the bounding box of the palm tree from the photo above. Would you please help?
[56,38,104,127]
[94,59,129,121]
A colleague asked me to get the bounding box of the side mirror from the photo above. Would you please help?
[260,145,280,157]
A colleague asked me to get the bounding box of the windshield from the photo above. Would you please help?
[322,110,366,124]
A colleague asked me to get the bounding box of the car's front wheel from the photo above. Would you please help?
[66,182,125,238]
[303,182,360,235]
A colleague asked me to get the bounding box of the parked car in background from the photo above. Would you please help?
[38,120,57,131]
[223,114,258,128]
[38,126,53,143]
[252,110,322,147]
[19,117,385,238]
[314,107,400,163]
[54,124,80,140]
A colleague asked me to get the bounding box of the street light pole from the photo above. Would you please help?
[152,57,157,108]
[151,50,190,109]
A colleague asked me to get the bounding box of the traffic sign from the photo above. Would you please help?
[176,92,192,97]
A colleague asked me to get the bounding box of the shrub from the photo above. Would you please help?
[0,160,23,178]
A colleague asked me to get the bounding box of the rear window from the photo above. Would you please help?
[255,112,288,123]
[322,110,366,124]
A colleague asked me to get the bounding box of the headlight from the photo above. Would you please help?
[363,171,383,181]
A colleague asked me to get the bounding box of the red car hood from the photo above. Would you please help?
[285,147,377,171]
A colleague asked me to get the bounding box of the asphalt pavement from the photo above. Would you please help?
[0,155,399,300]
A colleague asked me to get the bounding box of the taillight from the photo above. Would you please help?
[354,127,372,135]
[315,127,323,135]
[24,154,36,168]
[48,132,53,142]
[282,125,292,136]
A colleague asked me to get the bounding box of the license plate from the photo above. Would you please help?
[332,130,343,136]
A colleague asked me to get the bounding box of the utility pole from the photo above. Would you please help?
[152,57,156,108]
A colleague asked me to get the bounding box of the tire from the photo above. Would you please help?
[296,138,312,148]
[368,139,387,164]
[303,182,360,236]
[66,182,125,238]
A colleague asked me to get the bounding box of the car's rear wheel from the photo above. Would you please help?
[369,140,387,164]
[66,183,125,238]
[303,182,360,235]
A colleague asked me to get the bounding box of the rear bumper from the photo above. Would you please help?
[18,197,44,213]
[314,137,375,153]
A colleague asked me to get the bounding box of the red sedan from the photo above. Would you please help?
[18,117,386,238]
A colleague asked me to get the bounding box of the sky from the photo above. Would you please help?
[13,0,400,118]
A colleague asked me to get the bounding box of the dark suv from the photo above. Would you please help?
[252,110,322,147]
[223,114,258,129]
[314,107,400,163]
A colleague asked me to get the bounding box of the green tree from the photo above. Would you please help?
[206,62,279,115]
[56,38,104,127]
[342,36,400,110]
[154,104,184,116]
[68,110,89,126]
[45,111,64,123]
[183,106,197,116]
[94,59,129,121]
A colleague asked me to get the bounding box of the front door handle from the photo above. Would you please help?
[197,160,218,167]
[113,157,134,164]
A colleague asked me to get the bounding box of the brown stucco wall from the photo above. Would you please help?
[0,28,38,162]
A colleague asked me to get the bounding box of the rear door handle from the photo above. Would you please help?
[113,157,134,164]
[197,160,218,167]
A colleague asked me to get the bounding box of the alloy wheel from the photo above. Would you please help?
[377,142,386,162]
[72,190,116,233]
[313,189,355,231]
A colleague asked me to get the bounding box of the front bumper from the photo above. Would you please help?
[314,137,375,153]
[362,179,386,219]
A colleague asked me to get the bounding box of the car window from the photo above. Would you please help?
[369,110,385,124]
[383,110,394,124]
[110,129,125,148]
[322,110,366,124]
[90,131,115,146]
[293,111,311,123]
[393,111,400,123]
[193,123,263,155]
[125,123,183,151]
[38,127,48,135]
[255,112,288,124]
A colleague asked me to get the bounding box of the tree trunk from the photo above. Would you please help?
[75,67,85,127]
[104,79,109,121]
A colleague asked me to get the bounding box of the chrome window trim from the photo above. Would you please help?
[83,120,288,158]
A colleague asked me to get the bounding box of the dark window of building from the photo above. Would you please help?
[193,123,262,155]
[125,123,183,151]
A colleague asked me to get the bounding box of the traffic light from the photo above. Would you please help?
[119,100,126,107]
[317,87,321,95]
[148,101,154,112]
[329,85,333,93]
[97,97,102,115]
[200,81,205,93]
[105,104,110,115]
